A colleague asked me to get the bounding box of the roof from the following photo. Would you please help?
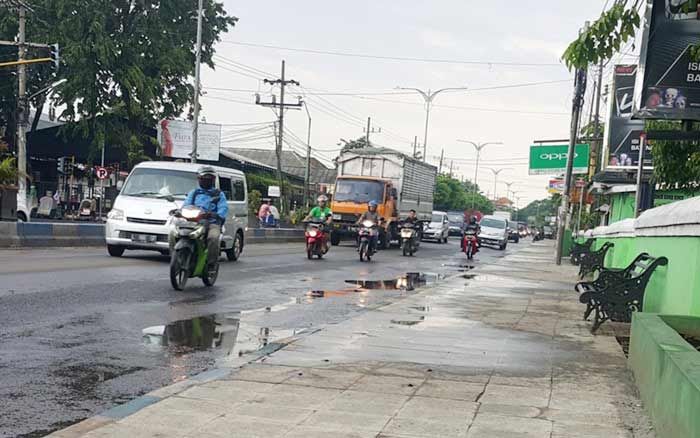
[134,160,245,177]
[338,146,438,170]
[219,149,276,172]
[223,147,337,184]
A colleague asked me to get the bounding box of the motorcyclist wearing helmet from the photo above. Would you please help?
[183,167,229,267]
[462,215,480,251]
[304,195,333,252]
[357,200,381,252]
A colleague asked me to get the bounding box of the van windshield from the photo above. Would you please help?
[334,179,384,203]
[122,168,198,199]
[481,218,506,229]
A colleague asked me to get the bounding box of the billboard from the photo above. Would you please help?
[157,119,221,162]
[548,177,564,194]
[604,65,651,169]
[529,144,590,175]
[634,0,700,120]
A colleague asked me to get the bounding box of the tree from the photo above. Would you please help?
[649,120,700,190]
[434,174,493,213]
[339,137,370,154]
[0,1,237,162]
[516,195,560,224]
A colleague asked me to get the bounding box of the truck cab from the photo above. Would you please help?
[330,176,397,246]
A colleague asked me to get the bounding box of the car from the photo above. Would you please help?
[422,211,450,243]
[479,215,508,250]
[447,212,465,236]
[507,220,520,243]
[543,226,555,239]
[105,161,248,260]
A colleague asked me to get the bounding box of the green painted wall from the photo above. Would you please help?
[609,192,636,224]
[629,313,700,438]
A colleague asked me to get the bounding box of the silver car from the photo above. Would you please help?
[421,211,450,243]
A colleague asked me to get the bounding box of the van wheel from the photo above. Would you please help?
[226,233,242,261]
[330,232,341,246]
[107,245,125,257]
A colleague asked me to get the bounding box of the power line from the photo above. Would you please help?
[222,40,565,67]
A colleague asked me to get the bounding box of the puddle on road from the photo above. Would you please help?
[442,263,476,272]
[462,274,477,279]
[391,317,425,326]
[346,272,442,291]
[142,314,300,358]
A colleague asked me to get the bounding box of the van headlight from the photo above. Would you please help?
[108,208,124,221]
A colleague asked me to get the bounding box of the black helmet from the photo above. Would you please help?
[470,216,477,225]
[197,166,216,189]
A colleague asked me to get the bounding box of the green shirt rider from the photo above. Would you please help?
[303,195,333,252]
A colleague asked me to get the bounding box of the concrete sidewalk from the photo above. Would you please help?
[51,242,655,438]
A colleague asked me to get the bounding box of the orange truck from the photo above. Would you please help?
[329,147,437,247]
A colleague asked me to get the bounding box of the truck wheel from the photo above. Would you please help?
[330,232,341,246]
[499,242,507,250]
[107,245,124,257]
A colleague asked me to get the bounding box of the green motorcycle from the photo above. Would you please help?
[169,205,219,291]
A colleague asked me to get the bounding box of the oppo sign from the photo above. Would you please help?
[529,144,590,176]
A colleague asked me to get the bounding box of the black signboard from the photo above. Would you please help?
[605,65,651,169]
[634,0,700,120]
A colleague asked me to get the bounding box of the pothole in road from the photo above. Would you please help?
[462,274,477,279]
[142,314,301,357]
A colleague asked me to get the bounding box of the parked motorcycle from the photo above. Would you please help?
[358,219,378,262]
[169,205,219,291]
[304,220,327,259]
[400,222,419,256]
[463,230,479,260]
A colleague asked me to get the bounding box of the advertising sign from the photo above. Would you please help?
[268,186,281,197]
[157,119,221,162]
[548,177,565,194]
[634,0,700,120]
[529,144,590,175]
[604,65,651,169]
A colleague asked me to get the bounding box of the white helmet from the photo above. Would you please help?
[317,195,328,203]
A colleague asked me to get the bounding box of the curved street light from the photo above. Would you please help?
[457,140,503,208]
[397,86,468,161]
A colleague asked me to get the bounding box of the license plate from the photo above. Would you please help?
[132,233,156,243]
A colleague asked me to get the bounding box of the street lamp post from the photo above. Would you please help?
[398,86,468,162]
[456,140,502,209]
[489,168,511,202]
[504,181,514,202]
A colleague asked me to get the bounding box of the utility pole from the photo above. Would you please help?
[191,0,204,163]
[457,140,502,209]
[17,4,27,202]
[303,102,312,208]
[438,149,444,174]
[397,86,468,162]
[635,132,647,217]
[449,160,453,178]
[363,117,380,146]
[256,60,301,210]
[592,60,604,176]
[555,42,588,265]
[412,136,418,158]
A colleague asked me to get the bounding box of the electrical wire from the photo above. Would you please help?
[222,41,565,67]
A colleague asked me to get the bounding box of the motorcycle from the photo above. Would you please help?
[358,219,378,262]
[400,222,419,256]
[304,220,327,259]
[169,205,219,291]
[462,230,479,260]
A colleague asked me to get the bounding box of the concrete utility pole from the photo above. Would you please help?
[449,160,453,178]
[457,140,502,209]
[191,0,204,163]
[256,60,301,209]
[555,56,588,265]
[17,4,27,202]
[412,135,418,158]
[363,117,380,146]
[438,149,444,174]
[303,101,312,208]
[592,60,604,175]
[397,86,468,162]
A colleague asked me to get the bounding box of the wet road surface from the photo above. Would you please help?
[0,238,513,437]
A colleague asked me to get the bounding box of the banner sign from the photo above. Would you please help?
[157,119,221,162]
[529,144,590,175]
[548,178,565,194]
[604,65,651,169]
[634,0,700,120]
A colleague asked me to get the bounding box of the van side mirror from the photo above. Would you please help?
[390,188,398,199]
[116,180,123,191]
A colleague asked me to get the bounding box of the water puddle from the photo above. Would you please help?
[462,274,477,280]
[391,317,425,326]
[142,313,302,357]
[346,272,442,291]
[442,263,475,272]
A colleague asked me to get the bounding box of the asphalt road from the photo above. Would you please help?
[0,236,514,438]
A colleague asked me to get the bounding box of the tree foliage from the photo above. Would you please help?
[0,1,237,161]
[649,120,700,190]
[434,174,493,214]
[515,195,560,224]
[562,2,640,70]
[340,137,370,154]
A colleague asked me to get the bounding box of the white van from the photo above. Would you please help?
[479,215,508,250]
[422,210,450,243]
[105,161,248,260]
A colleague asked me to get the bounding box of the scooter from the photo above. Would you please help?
[358,219,378,262]
[463,230,479,260]
[400,222,419,256]
[304,220,327,259]
[169,205,219,291]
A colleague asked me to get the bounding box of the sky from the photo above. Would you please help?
[198,0,626,207]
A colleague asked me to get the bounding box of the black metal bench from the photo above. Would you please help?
[570,239,594,266]
[578,242,614,279]
[576,253,668,333]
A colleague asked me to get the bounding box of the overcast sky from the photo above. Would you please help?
[199,0,621,206]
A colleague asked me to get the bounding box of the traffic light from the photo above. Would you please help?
[57,157,65,174]
[49,44,60,71]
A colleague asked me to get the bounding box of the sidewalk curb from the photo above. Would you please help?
[47,271,455,437]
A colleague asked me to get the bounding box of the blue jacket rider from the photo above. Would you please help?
[183,167,229,266]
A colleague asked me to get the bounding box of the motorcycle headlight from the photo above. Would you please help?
[332,213,342,220]
[181,208,202,220]
[189,225,205,239]
[107,208,124,221]
[401,229,413,237]
[362,220,374,228]
[308,230,318,237]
